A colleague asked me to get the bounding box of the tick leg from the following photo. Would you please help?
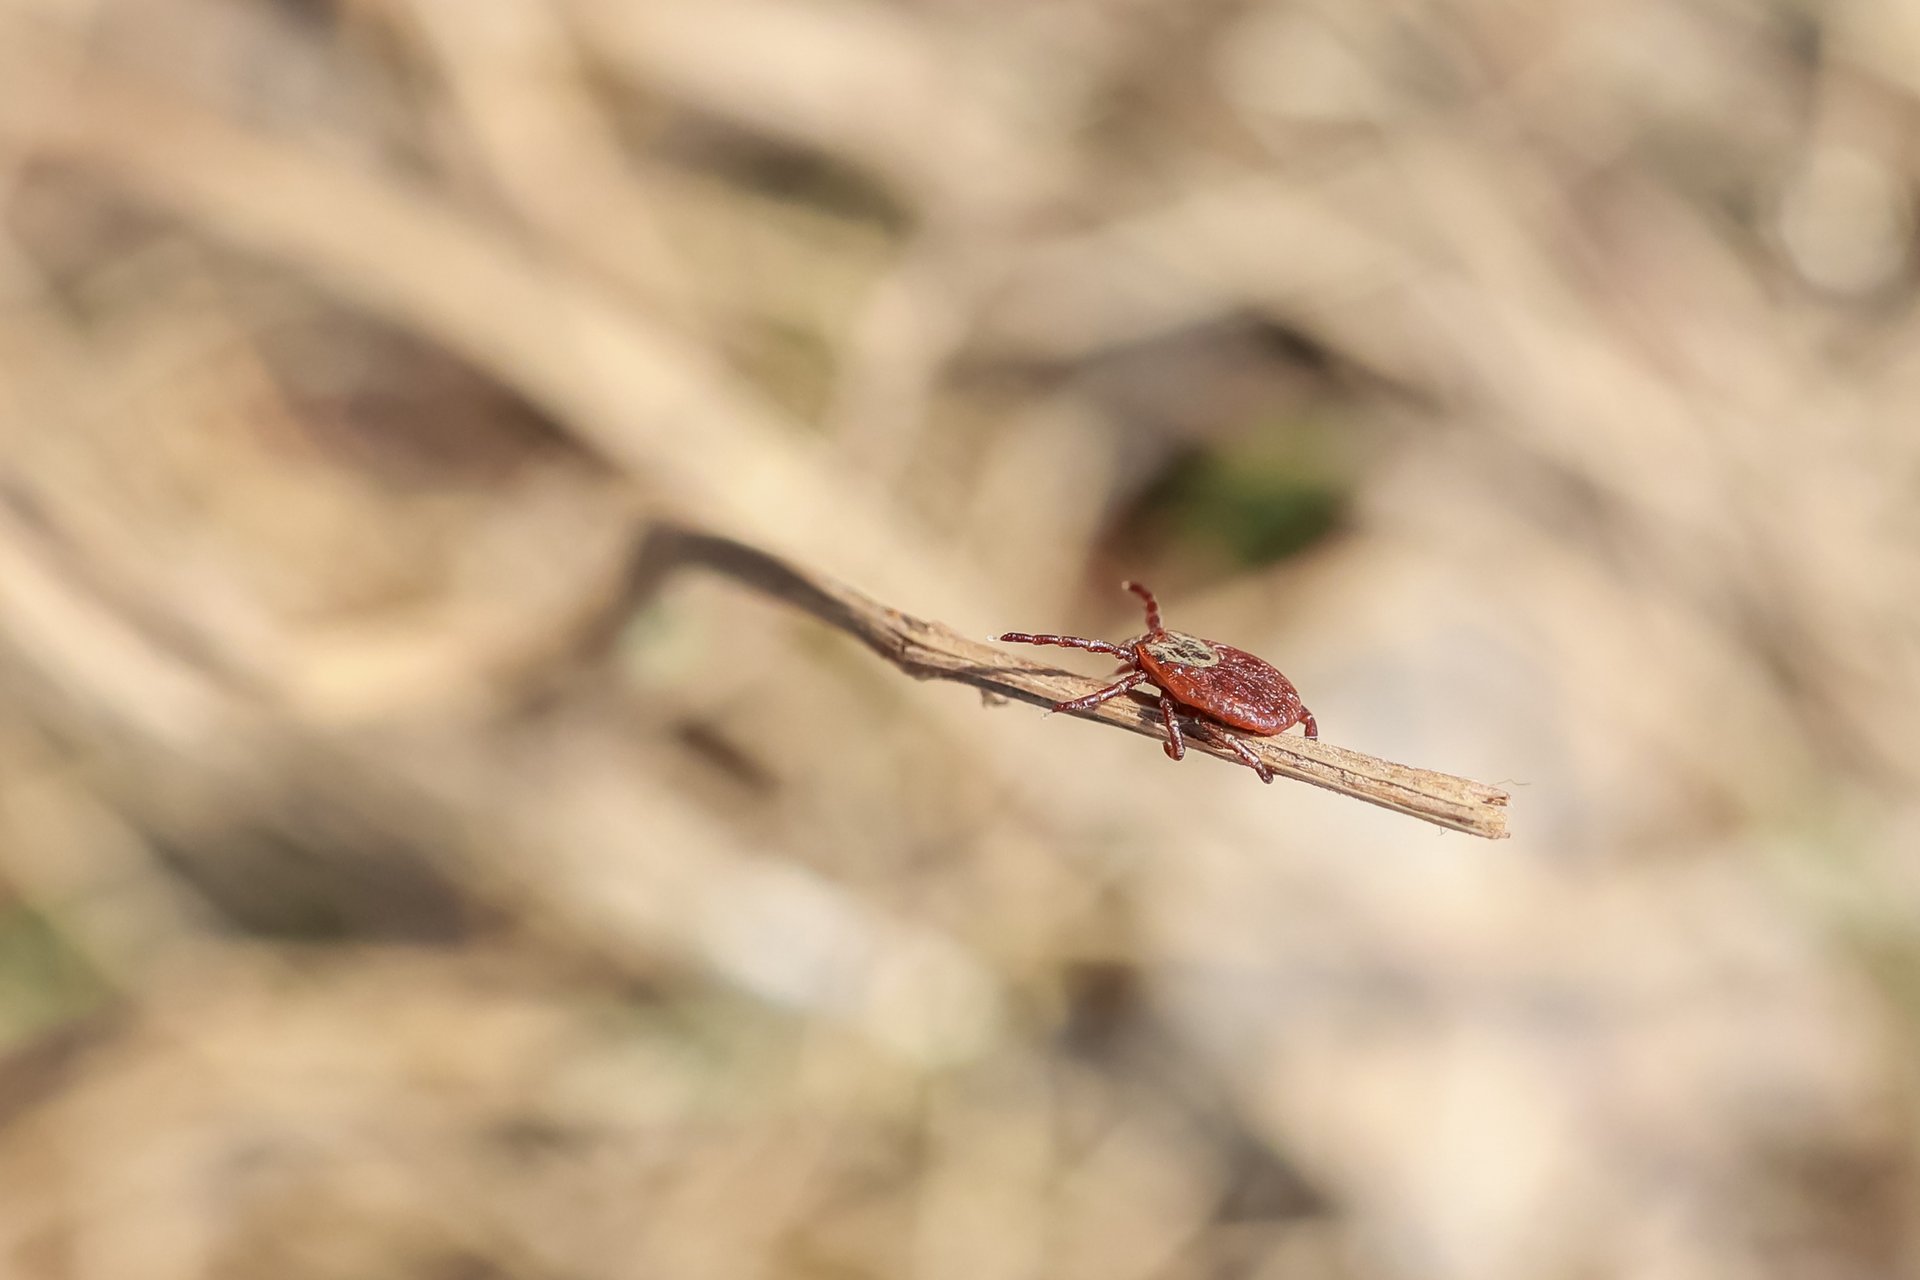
[1192,721,1276,784]
[1300,708,1318,740]
[1050,669,1148,715]
[998,632,1133,660]
[1120,581,1163,633]
[1159,696,1186,761]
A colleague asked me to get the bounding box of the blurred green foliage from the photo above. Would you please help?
[1132,423,1350,569]
[0,905,105,1049]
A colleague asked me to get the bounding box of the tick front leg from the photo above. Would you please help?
[1192,721,1276,784]
[1121,581,1163,633]
[1159,696,1186,761]
[1050,670,1148,715]
[1300,708,1319,740]
[998,632,1133,660]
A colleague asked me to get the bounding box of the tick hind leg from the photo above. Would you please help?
[1191,720,1276,784]
[1159,695,1186,761]
[1050,670,1148,715]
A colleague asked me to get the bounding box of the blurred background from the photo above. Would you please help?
[2,0,1919,1276]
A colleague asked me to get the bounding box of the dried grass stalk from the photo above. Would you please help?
[637,525,1511,839]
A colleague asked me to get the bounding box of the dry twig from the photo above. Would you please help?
[635,525,1511,839]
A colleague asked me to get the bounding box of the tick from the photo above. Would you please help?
[998,581,1317,783]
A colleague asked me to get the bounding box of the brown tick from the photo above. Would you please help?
[998,581,1316,784]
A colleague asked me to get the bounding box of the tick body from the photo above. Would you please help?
[999,582,1316,784]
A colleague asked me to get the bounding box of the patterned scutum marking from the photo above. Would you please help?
[1143,632,1220,668]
